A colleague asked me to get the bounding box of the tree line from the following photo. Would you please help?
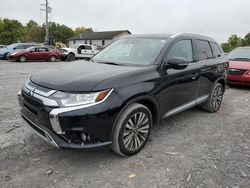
[0,18,93,45]
[221,32,250,53]
[1,18,249,52]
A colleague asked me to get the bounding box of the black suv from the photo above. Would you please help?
[18,33,228,156]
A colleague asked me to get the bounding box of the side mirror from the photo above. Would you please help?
[165,57,189,70]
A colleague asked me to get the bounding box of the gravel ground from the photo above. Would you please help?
[0,60,250,188]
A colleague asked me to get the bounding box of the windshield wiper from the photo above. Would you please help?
[97,62,124,66]
[230,58,250,61]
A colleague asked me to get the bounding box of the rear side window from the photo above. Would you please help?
[167,39,193,62]
[196,40,212,61]
[210,42,222,58]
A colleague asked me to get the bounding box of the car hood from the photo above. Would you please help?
[229,61,250,70]
[0,47,10,54]
[30,61,142,92]
[62,47,77,52]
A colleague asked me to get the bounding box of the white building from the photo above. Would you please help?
[68,30,131,49]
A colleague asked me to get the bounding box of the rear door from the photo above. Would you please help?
[159,38,200,115]
[194,40,223,97]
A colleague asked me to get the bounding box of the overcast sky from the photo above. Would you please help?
[0,0,250,43]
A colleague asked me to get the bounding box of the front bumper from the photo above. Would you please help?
[0,54,6,59]
[21,113,112,149]
[60,53,68,60]
[228,75,250,86]
[18,81,122,150]
[7,55,17,61]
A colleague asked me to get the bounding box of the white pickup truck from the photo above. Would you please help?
[60,44,99,61]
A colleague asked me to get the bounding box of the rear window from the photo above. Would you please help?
[196,40,213,61]
[210,42,222,58]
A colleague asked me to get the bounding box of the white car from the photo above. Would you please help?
[60,44,99,61]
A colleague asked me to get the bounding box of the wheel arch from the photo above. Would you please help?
[68,52,75,56]
[110,95,160,140]
[216,76,227,92]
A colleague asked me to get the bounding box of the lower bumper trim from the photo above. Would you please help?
[21,113,112,150]
[21,113,59,148]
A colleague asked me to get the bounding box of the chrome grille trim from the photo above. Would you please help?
[23,81,59,107]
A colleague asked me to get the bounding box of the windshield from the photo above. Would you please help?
[228,48,250,61]
[25,46,36,51]
[0,43,19,50]
[92,38,168,66]
[70,45,79,49]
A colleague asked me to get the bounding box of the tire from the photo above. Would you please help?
[49,55,57,62]
[18,55,27,62]
[201,83,224,113]
[67,53,75,62]
[112,103,152,156]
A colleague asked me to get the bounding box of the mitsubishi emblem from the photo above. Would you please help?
[29,87,35,96]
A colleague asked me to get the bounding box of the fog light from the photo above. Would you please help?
[81,133,87,141]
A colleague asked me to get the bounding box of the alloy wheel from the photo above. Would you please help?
[212,86,223,111]
[123,112,150,151]
[50,56,56,62]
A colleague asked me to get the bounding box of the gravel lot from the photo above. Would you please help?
[0,61,250,188]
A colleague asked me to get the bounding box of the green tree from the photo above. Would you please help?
[221,43,231,53]
[227,34,240,48]
[46,22,74,43]
[0,18,25,44]
[245,32,250,45]
[74,26,93,36]
[25,20,45,43]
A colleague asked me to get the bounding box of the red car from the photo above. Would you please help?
[227,47,250,86]
[7,46,61,62]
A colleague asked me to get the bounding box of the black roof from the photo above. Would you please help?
[68,30,131,41]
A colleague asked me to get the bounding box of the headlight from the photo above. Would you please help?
[10,52,18,56]
[51,89,112,107]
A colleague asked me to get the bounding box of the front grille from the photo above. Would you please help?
[22,93,42,109]
[228,68,246,76]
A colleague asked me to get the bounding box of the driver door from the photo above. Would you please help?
[159,39,200,116]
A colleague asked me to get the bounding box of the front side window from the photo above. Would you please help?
[92,38,168,66]
[196,40,213,61]
[167,39,193,62]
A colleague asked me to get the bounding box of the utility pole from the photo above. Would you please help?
[41,0,52,44]
[45,0,49,40]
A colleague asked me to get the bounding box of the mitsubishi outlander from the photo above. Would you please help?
[18,33,228,156]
